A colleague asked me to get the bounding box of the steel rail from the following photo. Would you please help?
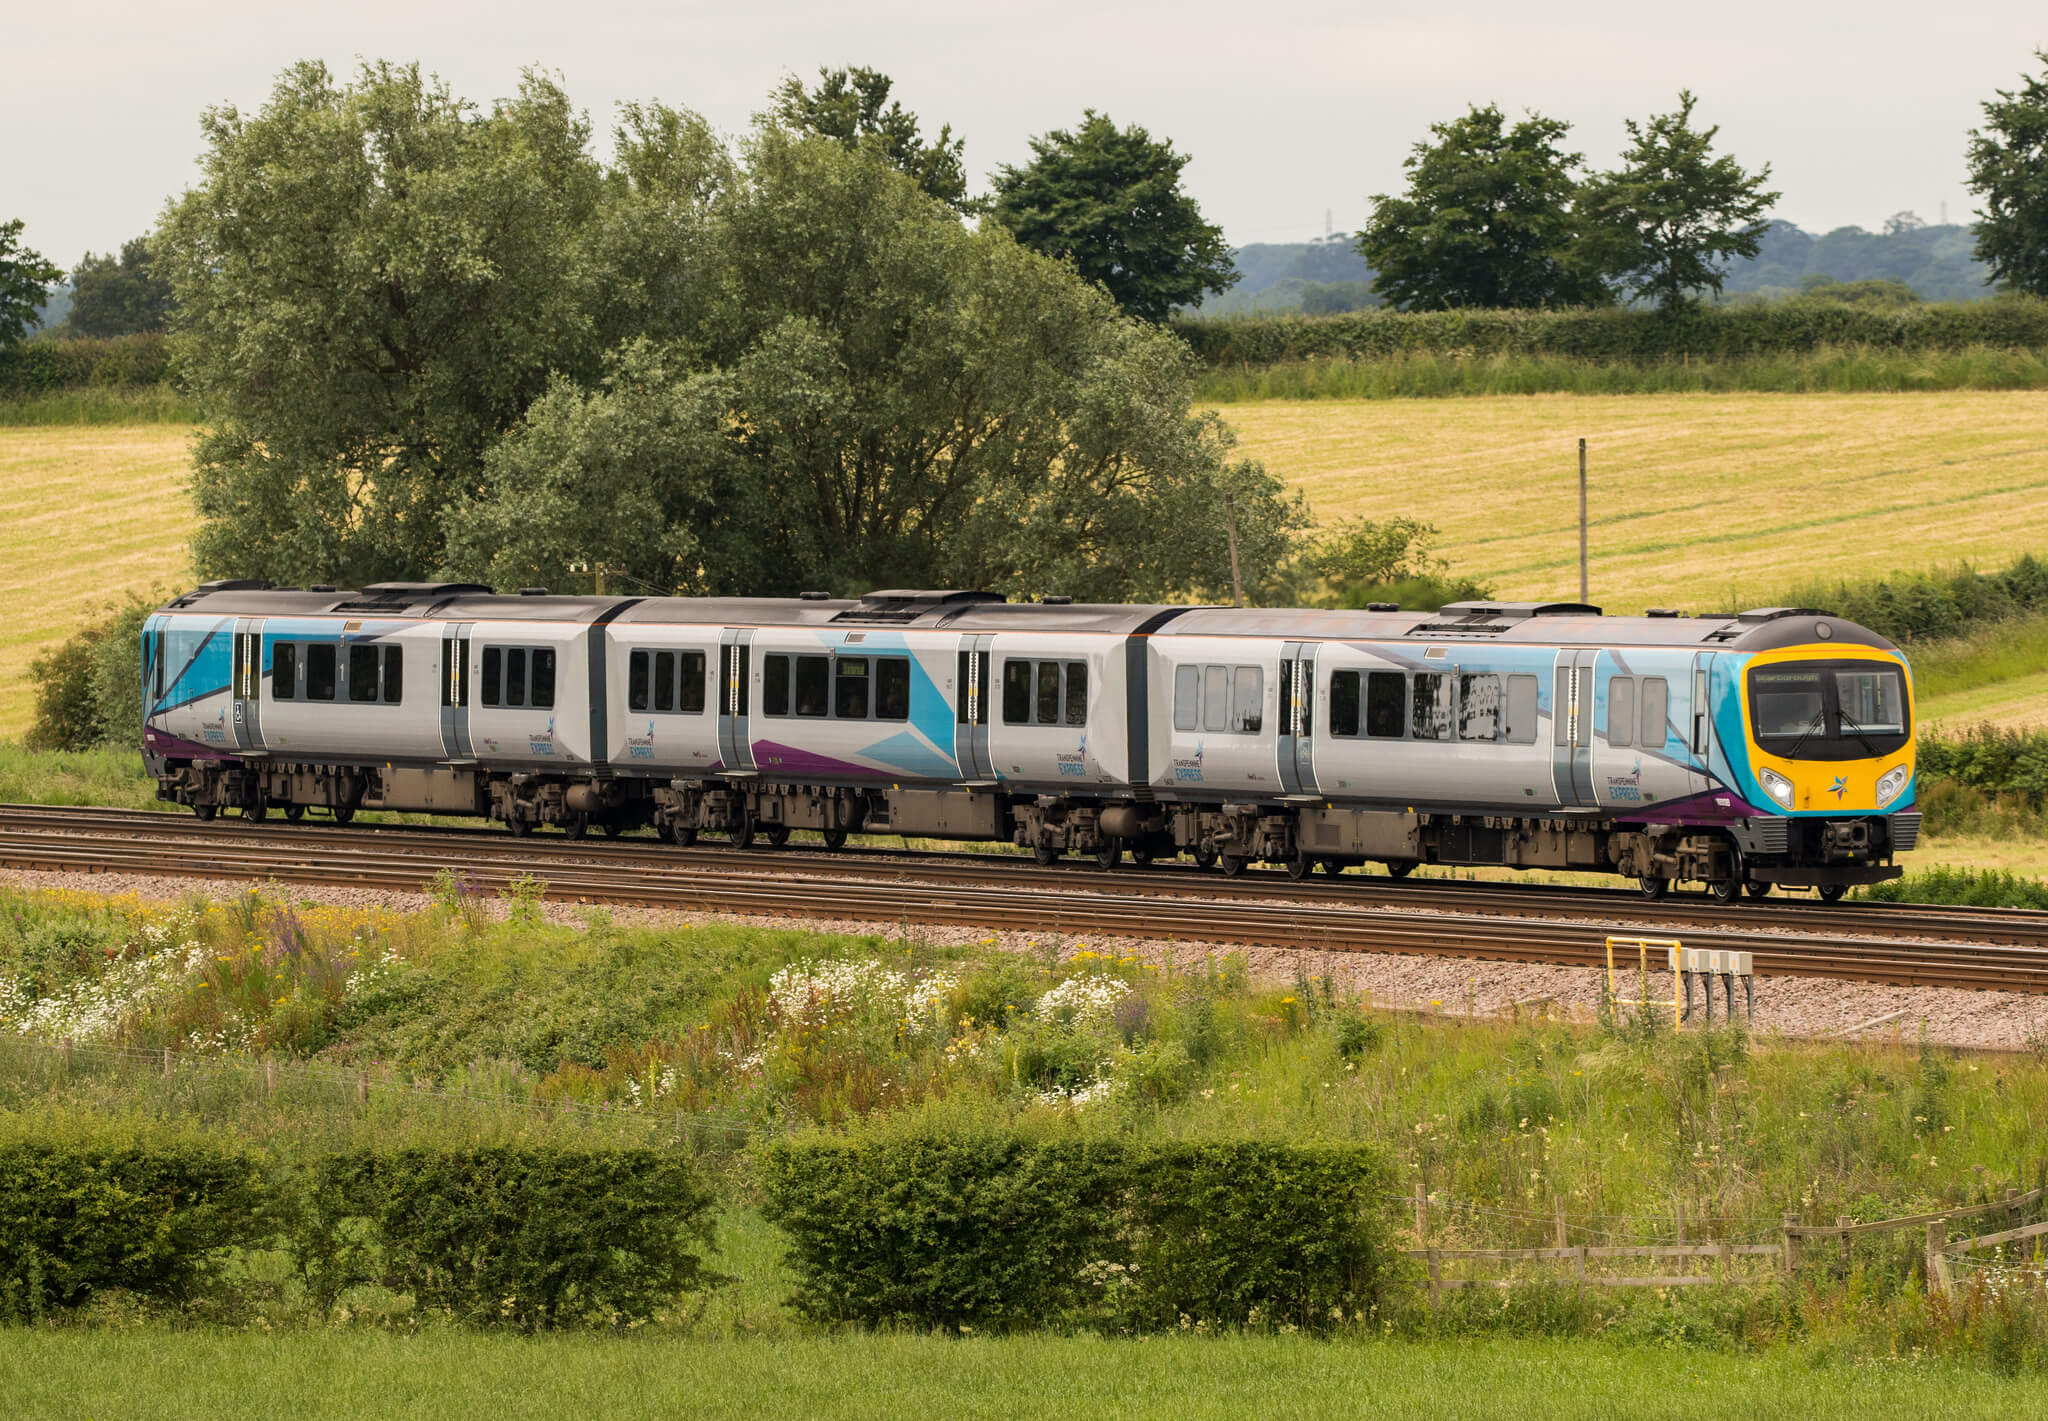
[2,812,2045,994]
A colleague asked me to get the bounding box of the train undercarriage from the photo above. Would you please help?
[153,757,1911,900]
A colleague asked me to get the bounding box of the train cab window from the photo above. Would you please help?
[1459,674,1500,741]
[877,657,911,721]
[679,652,706,713]
[1063,662,1086,726]
[795,655,829,717]
[1411,673,1452,741]
[306,643,338,702]
[835,657,871,718]
[531,649,555,708]
[1230,667,1263,733]
[1640,677,1668,748]
[653,652,676,712]
[763,655,790,716]
[1329,670,1361,737]
[629,651,651,712]
[1173,665,1199,731]
[1034,662,1060,725]
[381,645,403,704]
[272,642,297,701]
[481,647,501,706]
[1366,672,1405,738]
[1835,669,1903,734]
[1607,676,1634,748]
[1002,660,1033,724]
[506,649,528,707]
[1506,675,1539,744]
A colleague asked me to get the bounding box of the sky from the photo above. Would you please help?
[5,0,2044,269]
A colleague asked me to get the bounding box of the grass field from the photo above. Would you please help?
[1220,390,2048,619]
[0,1331,2034,1421]
[0,424,193,736]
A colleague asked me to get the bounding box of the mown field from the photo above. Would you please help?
[0,424,193,736]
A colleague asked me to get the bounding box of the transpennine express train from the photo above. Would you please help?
[141,583,1919,901]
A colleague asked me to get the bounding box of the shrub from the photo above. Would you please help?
[26,596,154,752]
[0,1138,268,1319]
[0,332,170,393]
[308,1146,720,1330]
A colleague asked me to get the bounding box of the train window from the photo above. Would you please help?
[506,648,529,707]
[481,647,501,707]
[795,655,829,717]
[1002,660,1032,724]
[532,649,555,709]
[1459,674,1500,741]
[348,644,380,702]
[1231,667,1263,733]
[1203,666,1228,732]
[1064,662,1087,726]
[679,651,706,713]
[1173,666,1199,731]
[835,657,871,718]
[152,629,165,700]
[1835,669,1903,735]
[382,645,403,704]
[629,651,651,712]
[1608,676,1634,748]
[1329,670,1361,737]
[1640,677,1668,748]
[651,651,673,712]
[1034,661,1059,724]
[272,642,296,701]
[1366,672,1405,738]
[763,655,790,716]
[1411,673,1452,741]
[876,657,910,721]
[1506,675,1538,744]
[306,643,338,702]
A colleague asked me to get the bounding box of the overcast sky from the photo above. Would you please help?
[6,0,2044,268]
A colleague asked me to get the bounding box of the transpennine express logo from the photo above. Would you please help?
[1829,775,1848,802]
[1171,740,1205,783]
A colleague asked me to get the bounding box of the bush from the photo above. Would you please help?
[0,332,170,393]
[308,1146,720,1330]
[1864,866,2048,910]
[1760,555,2048,647]
[756,1126,1407,1333]
[1916,726,2048,802]
[26,597,153,752]
[0,1138,268,1319]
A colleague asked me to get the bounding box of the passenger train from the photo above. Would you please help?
[141,583,1919,900]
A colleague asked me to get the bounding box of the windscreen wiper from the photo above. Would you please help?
[1780,709,1828,760]
[1836,709,1880,757]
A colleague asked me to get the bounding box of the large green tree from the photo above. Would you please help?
[66,236,174,336]
[1578,91,1777,311]
[988,112,1236,322]
[1966,50,2048,296]
[1357,105,1605,311]
[766,66,974,214]
[451,127,1299,602]
[0,218,64,347]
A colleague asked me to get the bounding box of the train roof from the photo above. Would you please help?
[157,584,1899,654]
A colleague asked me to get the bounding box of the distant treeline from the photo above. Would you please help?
[1173,296,2048,367]
[0,330,166,392]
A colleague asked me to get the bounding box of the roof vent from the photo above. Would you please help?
[308,584,337,593]
[1365,601,1400,612]
[1736,606,1830,623]
[1645,608,1685,618]
[831,589,1006,625]
[194,579,275,593]
[798,591,831,601]
[517,587,550,596]
[1039,595,1073,605]
[361,582,496,598]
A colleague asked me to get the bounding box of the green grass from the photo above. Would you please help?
[0,742,158,809]
[1195,345,2048,403]
[0,1331,2035,1420]
[1913,615,2048,731]
[0,384,195,425]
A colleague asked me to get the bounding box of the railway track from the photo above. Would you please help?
[4,803,2047,994]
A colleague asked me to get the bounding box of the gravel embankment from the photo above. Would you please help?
[7,865,2046,1053]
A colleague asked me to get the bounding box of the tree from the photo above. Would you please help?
[1357,105,1605,311]
[1578,91,1777,311]
[450,127,1302,602]
[1966,50,2048,296]
[988,111,1236,322]
[65,236,173,336]
[766,66,974,213]
[0,218,64,347]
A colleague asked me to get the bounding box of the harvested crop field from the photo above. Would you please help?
[0,425,194,736]
[1217,390,2048,616]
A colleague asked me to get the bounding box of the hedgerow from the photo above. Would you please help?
[0,333,169,393]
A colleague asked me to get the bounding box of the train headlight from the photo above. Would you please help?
[1876,765,1909,808]
[1758,768,1794,809]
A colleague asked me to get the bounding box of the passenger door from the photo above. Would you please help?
[1689,652,1715,797]
[1551,650,1599,806]
[231,620,263,752]
[439,625,474,761]
[717,631,755,773]
[1276,642,1318,794]
[954,635,994,781]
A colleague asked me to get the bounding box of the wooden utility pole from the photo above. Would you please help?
[1578,438,1589,604]
[1223,493,1245,607]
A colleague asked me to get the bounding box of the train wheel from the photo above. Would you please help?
[822,829,848,851]
[1033,841,1059,867]
[1130,844,1154,868]
[506,815,531,838]
[602,819,624,838]
[282,804,305,824]
[1285,849,1312,881]
[765,825,791,849]
[1320,857,1344,877]
[1708,876,1739,904]
[333,805,356,826]
[730,818,755,850]
[1219,854,1247,878]
[1193,843,1218,870]
[1384,859,1416,880]
[1817,884,1847,903]
[1638,875,1669,900]
[668,821,698,848]
[562,814,589,841]
[1096,839,1122,870]
[192,803,216,822]
[244,799,268,823]
[1744,880,1772,899]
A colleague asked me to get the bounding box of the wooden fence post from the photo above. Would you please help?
[265,1060,277,1096]
[1781,1211,1800,1280]
[1717,1240,1731,1284]
[2008,1186,2021,1232]
[161,1047,172,1078]
[60,1037,72,1074]
[1554,1197,1568,1250]
[1838,1215,1852,1274]
[1926,1218,1948,1296]
[1427,1249,1441,1305]
[1414,1184,1427,1245]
